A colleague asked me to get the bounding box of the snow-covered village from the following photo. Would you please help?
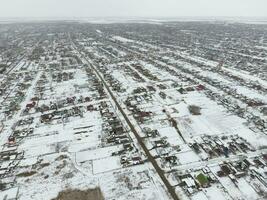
[0,15,267,200]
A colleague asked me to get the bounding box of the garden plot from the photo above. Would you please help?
[98,166,169,200]
[174,91,267,147]
[0,187,19,200]
[158,126,185,146]
[14,153,97,200]
[76,145,123,163]
[93,156,121,174]
[175,151,201,165]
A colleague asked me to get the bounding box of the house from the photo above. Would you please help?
[26,101,36,109]
[196,84,205,91]
[182,177,196,188]
[196,173,209,188]
[177,87,185,94]
[165,155,177,165]
[131,156,143,165]
[217,164,232,177]
[8,136,15,145]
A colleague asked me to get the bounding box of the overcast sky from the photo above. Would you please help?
[0,0,267,18]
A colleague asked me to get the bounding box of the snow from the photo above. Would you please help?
[0,187,18,199]
[93,156,121,174]
[191,192,208,200]
[76,145,123,162]
[205,186,231,200]
[223,67,267,89]
[237,178,260,199]
[176,151,200,165]
[19,157,38,167]
[1,22,267,200]
[113,36,135,43]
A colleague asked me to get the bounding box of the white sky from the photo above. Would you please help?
[0,0,266,18]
